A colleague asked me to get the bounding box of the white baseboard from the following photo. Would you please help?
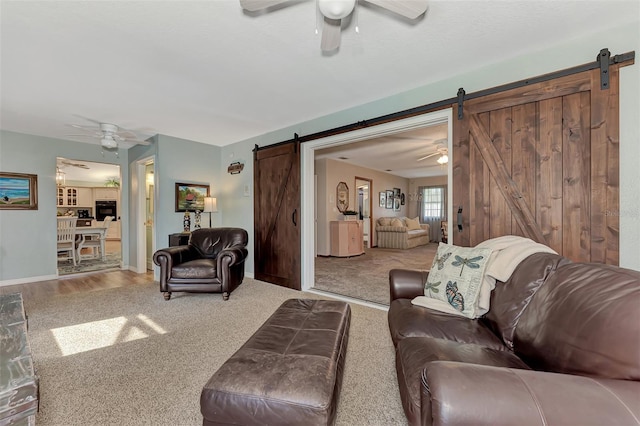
[0,274,58,288]
[245,271,254,279]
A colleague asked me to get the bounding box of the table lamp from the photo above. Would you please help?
[203,197,217,227]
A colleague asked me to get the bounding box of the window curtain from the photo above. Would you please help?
[418,185,447,242]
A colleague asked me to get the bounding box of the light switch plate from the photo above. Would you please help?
[244,184,250,197]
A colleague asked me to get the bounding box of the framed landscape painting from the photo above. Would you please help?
[175,182,210,212]
[0,172,38,210]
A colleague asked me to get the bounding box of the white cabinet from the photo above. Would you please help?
[57,187,93,207]
[94,187,119,200]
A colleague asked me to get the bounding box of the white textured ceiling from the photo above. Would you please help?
[1,0,637,155]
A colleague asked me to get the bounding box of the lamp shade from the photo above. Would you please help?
[204,197,217,213]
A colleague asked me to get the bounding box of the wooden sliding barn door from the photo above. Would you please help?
[452,66,624,264]
[253,141,301,290]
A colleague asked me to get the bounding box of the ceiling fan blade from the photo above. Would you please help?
[321,17,341,52]
[68,124,100,133]
[416,152,439,162]
[239,0,290,12]
[364,0,428,19]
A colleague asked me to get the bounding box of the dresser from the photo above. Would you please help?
[330,221,364,257]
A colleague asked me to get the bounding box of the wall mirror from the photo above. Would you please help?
[336,181,349,212]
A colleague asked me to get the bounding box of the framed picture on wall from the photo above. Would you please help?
[379,191,386,207]
[393,187,401,198]
[0,172,38,210]
[175,182,210,212]
[385,190,394,209]
[394,197,401,211]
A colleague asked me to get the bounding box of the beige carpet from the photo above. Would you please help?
[24,278,407,425]
[314,243,438,305]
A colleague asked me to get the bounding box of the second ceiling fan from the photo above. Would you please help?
[240,0,428,51]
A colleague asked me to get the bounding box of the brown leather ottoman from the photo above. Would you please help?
[200,299,351,426]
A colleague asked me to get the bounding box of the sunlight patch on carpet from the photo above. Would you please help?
[51,314,167,356]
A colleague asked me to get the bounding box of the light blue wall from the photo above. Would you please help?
[0,130,130,281]
[154,135,222,253]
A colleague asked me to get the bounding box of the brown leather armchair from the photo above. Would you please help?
[153,228,248,301]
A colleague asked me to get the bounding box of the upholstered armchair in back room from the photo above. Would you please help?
[153,228,249,301]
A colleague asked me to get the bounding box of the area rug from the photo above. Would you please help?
[57,252,122,275]
[314,243,437,305]
[24,278,406,425]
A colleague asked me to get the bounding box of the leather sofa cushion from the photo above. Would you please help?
[388,299,505,350]
[483,252,571,349]
[514,262,640,380]
[396,337,530,425]
[171,259,216,279]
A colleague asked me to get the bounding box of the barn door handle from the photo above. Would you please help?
[292,209,297,226]
[457,206,463,232]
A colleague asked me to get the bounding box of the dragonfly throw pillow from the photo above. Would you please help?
[418,242,492,318]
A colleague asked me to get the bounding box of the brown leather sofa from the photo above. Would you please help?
[153,227,248,301]
[388,252,640,425]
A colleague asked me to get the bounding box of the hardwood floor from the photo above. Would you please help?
[0,270,154,305]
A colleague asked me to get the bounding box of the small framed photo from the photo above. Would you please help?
[386,190,394,209]
[379,191,386,207]
[175,182,210,212]
[400,193,405,205]
[0,172,38,210]
[393,188,401,198]
[394,197,401,211]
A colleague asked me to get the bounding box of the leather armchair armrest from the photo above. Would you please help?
[389,268,428,301]
[153,245,198,268]
[153,246,199,290]
[216,245,249,270]
[420,361,640,426]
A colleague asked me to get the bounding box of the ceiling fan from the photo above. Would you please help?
[239,0,429,51]
[58,158,89,169]
[66,118,152,150]
[417,140,448,164]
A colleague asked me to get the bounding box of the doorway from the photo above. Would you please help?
[56,157,122,275]
[355,177,372,248]
[136,157,156,274]
[302,109,453,304]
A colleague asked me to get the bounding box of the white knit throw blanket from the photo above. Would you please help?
[412,235,557,318]
[474,235,557,316]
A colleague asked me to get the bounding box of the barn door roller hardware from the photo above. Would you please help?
[457,88,465,120]
[598,48,611,89]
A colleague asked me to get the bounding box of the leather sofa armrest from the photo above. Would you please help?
[389,268,428,301]
[420,361,640,426]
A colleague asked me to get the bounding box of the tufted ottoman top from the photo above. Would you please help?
[201,299,351,426]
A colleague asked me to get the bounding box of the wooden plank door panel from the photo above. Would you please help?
[453,65,623,264]
[254,141,301,290]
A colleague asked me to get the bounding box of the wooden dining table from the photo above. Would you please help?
[75,226,108,263]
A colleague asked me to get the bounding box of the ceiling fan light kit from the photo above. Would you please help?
[318,0,355,20]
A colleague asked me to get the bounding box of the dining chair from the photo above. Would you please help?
[57,217,78,265]
[81,216,114,261]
